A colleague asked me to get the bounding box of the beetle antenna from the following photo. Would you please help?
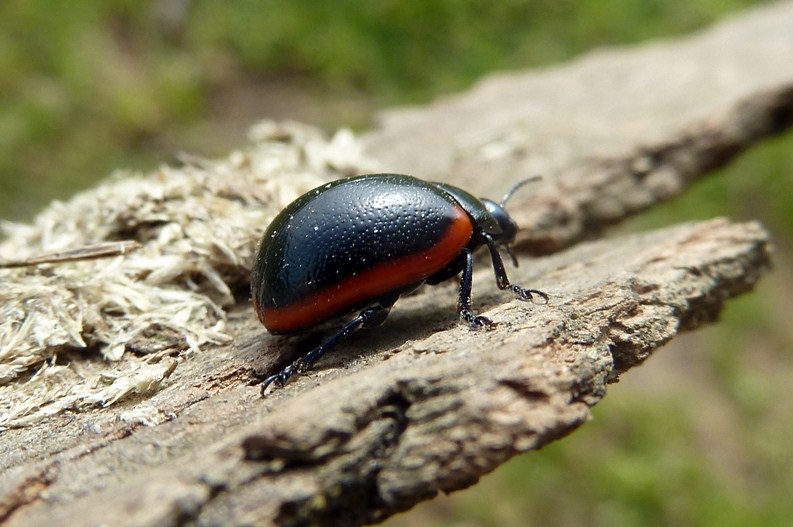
[504,244,520,267]
[500,175,542,207]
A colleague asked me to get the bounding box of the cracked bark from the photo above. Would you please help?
[1,3,789,527]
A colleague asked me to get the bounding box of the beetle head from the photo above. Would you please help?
[482,199,518,245]
[483,175,542,266]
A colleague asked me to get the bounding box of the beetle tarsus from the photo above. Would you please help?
[467,313,497,330]
[510,285,549,304]
[484,234,548,304]
[260,372,286,396]
[260,359,304,395]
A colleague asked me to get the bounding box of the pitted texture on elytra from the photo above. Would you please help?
[254,174,472,310]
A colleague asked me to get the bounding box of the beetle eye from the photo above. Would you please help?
[482,199,518,244]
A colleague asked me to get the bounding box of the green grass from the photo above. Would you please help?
[630,133,793,240]
[386,380,793,527]
[0,0,771,220]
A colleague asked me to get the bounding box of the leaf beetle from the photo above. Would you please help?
[251,173,548,394]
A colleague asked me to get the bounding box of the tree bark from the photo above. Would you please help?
[1,3,790,526]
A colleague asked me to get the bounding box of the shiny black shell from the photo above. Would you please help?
[251,173,502,334]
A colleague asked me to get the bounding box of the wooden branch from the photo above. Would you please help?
[1,3,788,526]
[363,3,793,252]
[0,219,771,527]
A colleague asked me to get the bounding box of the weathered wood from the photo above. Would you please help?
[0,3,789,526]
[0,219,771,527]
[363,3,793,252]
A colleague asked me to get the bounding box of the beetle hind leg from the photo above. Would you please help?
[261,305,391,396]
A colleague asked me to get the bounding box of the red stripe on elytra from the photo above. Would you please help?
[256,206,473,333]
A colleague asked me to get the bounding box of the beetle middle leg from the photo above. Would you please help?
[483,233,549,304]
[457,249,497,330]
[261,305,391,395]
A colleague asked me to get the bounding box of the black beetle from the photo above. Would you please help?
[251,173,547,394]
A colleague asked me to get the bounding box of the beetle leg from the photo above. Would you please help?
[261,305,391,395]
[483,233,549,304]
[457,249,497,330]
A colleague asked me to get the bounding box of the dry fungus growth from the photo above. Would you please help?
[0,121,374,429]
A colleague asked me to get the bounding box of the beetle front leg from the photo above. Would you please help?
[483,234,549,304]
[457,249,497,330]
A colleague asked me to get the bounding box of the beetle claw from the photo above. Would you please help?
[260,375,283,396]
[470,315,497,331]
[511,285,549,304]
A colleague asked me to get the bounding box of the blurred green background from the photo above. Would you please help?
[2,1,791,526]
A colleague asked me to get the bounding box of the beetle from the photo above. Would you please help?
[251,173,547,394]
